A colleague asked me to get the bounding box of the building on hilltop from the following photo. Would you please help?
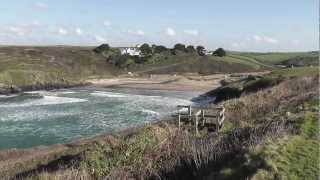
[205,50,213,55]
[118,44,141,56]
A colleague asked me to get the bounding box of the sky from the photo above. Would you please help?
[0,0,318,52]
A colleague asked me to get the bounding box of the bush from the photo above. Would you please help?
[214,86,243,102]
[153,45,168,54]
[94,44,110,53]
[139,43,152,56]
[173,43,186,53]
[213,48,226,57]
[186,45,196,53]
[243,76,285,93]
[196,46,206,56]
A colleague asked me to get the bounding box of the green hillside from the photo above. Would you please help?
[232,51,318,65]
[0,46,119,91]
[0,45,317,93]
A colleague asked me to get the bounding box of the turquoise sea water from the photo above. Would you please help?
[0,88,200,150]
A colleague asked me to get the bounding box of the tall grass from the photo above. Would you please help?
[225,75,318,126]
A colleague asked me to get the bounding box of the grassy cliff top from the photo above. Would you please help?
[0,46,316,90]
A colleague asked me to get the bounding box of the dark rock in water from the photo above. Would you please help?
[0,81,88,95]
[0,84,10,94]
[10,85,22,93]
[0,84,22,94]
[0,88,9,94]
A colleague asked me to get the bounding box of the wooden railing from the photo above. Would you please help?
[176,105,225,134]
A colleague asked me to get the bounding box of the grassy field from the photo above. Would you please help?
[250,99,319,180]
[0,46,317,92]
[233,51,318,65]
[0,46,119,89]
[136,54,270,75]
[206,66,319,103]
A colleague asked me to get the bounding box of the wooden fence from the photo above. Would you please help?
[176,105,225,134]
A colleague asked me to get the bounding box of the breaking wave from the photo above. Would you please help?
[0,95,87,108]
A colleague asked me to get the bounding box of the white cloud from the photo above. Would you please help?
[126,29,145,36]
[34,2,48,9]
[75,28,83,35]
[231,42,240,48]
[58,28,68,35]
[31,20,41,27]
[253,35,262,41]
[2,21,44,36]
[253,35,278,44]
[166,27,176,36]
[8,26,28,36]
[103,20,112,27]
[136,30,145,36]
[263,36,278,44]
[183,29,199,36]
[231,42,246,49]
[292,39,300,45]
[95,35,106,42]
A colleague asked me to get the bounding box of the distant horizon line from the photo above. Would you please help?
[0,44,317,53]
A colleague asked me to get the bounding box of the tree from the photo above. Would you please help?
[186,45,196,53]
[196,46,206,56]
[94,44,110,53]
[154,45,168,54]
[115,55,135,69]
[139,43,152,56]
[213,48,226,57]
[173,43,186,52]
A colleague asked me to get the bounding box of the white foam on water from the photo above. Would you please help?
[142,109,160,116]
[25,90,48,94]
[0,95,87,108]
[0,94,19,98]
[57,91,76,94]
[0,110,76,122]
[90,91,126,98]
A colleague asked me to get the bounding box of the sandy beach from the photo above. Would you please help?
[87,74,227,92]
[86,72,269,92]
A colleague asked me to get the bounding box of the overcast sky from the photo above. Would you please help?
[0,0,318,51]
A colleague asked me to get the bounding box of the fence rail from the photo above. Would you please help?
[175,105,225,134]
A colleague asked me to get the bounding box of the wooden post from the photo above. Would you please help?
[202,109,205,126]
[216,113,220,132]
[188,105,192,121]
[178,113,181,130]
[195,115,199,135]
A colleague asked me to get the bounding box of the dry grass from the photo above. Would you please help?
[225,75,319,126]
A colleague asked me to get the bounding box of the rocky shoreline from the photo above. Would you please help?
[0,82,90,95]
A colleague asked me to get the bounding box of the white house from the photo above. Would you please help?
[119,44,141,56]
[205,50,213,55]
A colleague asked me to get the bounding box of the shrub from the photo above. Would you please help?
[173,43,187,53]
[196,46,206,56]
[243,75,285,93]
[186,45,196,53]
[153,45,168,54]
[213,48,226,57]
[94,44,110,53]
[139,43,152,56]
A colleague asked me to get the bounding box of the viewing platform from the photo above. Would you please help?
[174,104,226,134]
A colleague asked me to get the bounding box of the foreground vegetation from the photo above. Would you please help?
[1,67,318,179]
[207,67,318,102]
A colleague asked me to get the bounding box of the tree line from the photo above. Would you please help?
[94,43,226,69]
